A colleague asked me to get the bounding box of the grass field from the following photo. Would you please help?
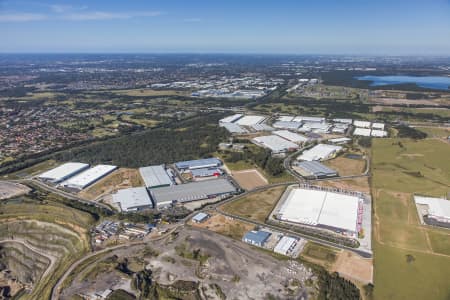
[221,186,286,222]
[300,242,339,269]
[323,155,366,176]
[371,138,450,300]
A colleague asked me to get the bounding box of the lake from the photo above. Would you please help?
[355,75,450,91]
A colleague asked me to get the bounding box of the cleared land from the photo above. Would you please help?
[61,227,315,300]
[0,181,31,200]
[300,242,338,269]
[371,138,450,300]
[323,155,366,176]
[221,185,287,222]
[190,213,254,240]
[232,169,268,190]
[331,251,373,284]
[416,126,450,138]
[79,168,143,200]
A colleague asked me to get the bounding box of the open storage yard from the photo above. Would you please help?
[231,168,268,190]
[371,138,450,300]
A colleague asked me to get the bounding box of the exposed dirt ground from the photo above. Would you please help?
[61,227,316,300]
[0,181,31,200]
[232,169,268,190]
[190,213,255,240]
[331,251,373,284]
[78,168,143,200]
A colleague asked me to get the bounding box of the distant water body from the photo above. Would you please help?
[355,75,450,91]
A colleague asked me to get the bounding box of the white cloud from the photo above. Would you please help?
[0,13,47,22]
[62,11,162,21]
[49,4,73,13]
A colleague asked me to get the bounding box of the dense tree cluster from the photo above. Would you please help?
[54,113,229,167]
[395,125,427,139]
[318,271,361,300]
[222,146,284,176]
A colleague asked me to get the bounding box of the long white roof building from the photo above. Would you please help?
[235,115,266,126]
[297,144,342,161]
[273,130,308,143]
[278,188,361,234]
[38,162,89,183]
[253,135,299,153]
[61,164,117,190]
[414,195,450,223]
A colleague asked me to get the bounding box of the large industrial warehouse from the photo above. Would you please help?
[113,187,153,212]
[414,195,450,224]
[277,187,363,236]
[297,144,342,161]
[273,130,308,143]
[252,135,299,154]
[61,164,118,190]
[38,162,89,183]
[150,178,236,207]
[235,115,266,126]
[293,161,338,179]
[175,158,222,171]
[139,165,173,189]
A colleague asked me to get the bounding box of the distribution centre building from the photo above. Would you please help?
[61,164,118,190]
[414,195,450,224]
[273,130,308,143]
[277,188,363,236]
[273,236,298,256]
[293,161,338,179]
[175,158,222,171]
[38,162,89,183]
[113,187,153,212]
[150,178,236,207]
[235,115,266,126]
[139,165,173,189]
[219,114,243,124]
[297,144,342,161]
[242,230,272,247]
[252,135,299,154]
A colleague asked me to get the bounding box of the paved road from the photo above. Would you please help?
[24,179,114,213]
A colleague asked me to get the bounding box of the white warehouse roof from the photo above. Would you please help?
[353,128,372,137]
[353,120,371,128]
[297,144,342,161]
[113,187,153,212]
[273,130,308,143]
[371,129,388,137]
[235,115,266,126]
[372,122,385,130]
[253,135,299,153]
[219,114,243,124]
[274,236,298,256]
[277,115,295,122]
[61,164,117,189]
[278,188,361,233]
[38,162,89,183]
[414,196,450,220]
[139,165,173,188]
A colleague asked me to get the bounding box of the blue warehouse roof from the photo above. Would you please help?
[243,230,271,244]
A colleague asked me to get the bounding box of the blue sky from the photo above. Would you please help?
[1,0,450,54]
